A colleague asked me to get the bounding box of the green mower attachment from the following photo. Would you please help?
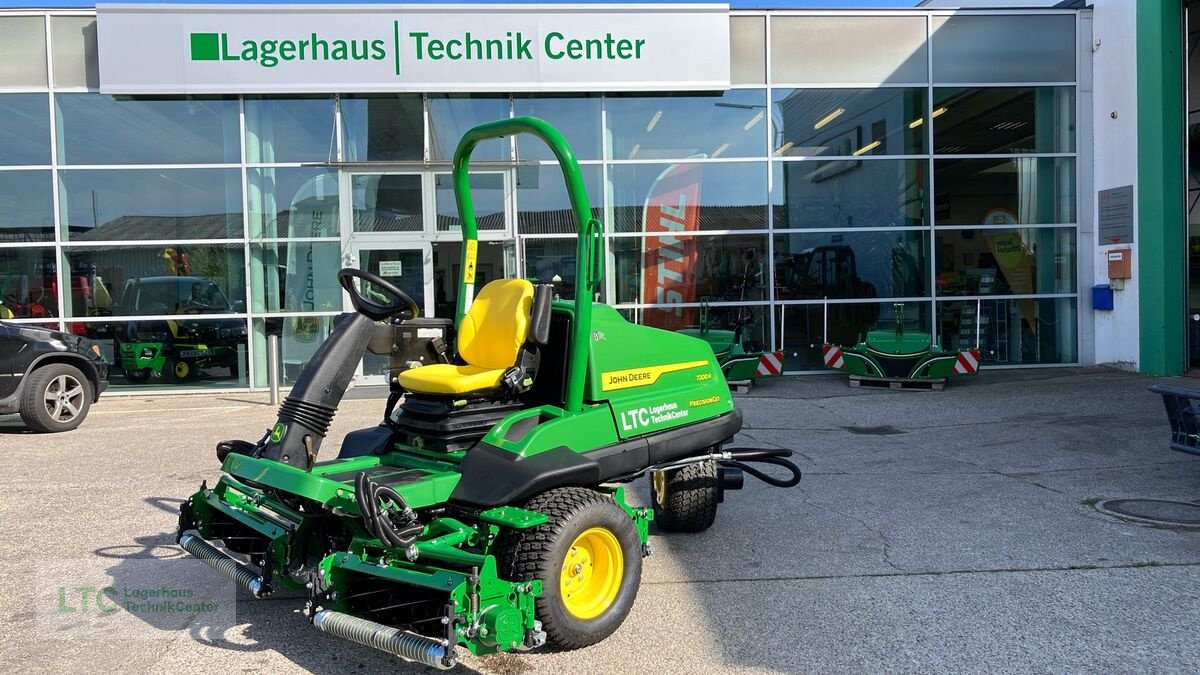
[177,117,801,668]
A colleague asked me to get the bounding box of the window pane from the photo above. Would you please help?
[245,96,336,163]
[0,16,47,88]
[773,88,926,157]
[731,16,765,86]
[934,157,1075,225]
[610,162,768,234]
[253,316,336,387]
[772,159,927,228]
[0,94,50,165]
[56,95,240,164]
[352,174,423,233]
[607,90,767,160]
[771,16,927,85]
[513,95,601,161]
[249,168,339,238]
[0,246,58,318]
[516,164,602,235]
[62,243,246,318]
[341,94,424,162]
[428,94,508,161]
[0,171,53,241]
[50,16,98,89]
[932,15,1075,84]
[250,241,343,313]
[780,301,931,370]
[935,227,1075,296]
[61,169,243,240]
[87,318,249,389]
[774,230,929,300]
[611,233,769,308]
[436,172,504,231]
[938,297,1076,364]
[933,87,1075,154]
[523,238,578,300]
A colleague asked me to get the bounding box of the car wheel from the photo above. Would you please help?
[19,363,92,433]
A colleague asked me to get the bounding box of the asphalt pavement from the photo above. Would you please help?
[1,367,1198,674]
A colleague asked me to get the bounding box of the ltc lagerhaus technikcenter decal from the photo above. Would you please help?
[96,4,731,94]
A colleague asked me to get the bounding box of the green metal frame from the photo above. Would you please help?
[452,116,602,412]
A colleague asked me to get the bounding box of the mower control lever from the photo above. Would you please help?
[337,267,420,322]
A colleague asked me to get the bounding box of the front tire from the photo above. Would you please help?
[19,363,92,433]
[498,487,643,649]
[651,460,719,533]
[122,368,152,384]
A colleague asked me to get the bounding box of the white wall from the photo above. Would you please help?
[1086,0,1140,369]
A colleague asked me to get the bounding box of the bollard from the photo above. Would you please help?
[267,334,280,406]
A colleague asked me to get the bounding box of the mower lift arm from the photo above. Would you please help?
[452,117,602,414]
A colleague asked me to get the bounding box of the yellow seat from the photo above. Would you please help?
[397,279,534,396]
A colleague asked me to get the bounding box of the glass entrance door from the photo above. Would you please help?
[349,244,433,385]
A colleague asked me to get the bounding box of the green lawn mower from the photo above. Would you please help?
[117,319,241,384]
[176,118,800,668]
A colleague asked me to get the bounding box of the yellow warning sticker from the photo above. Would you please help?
[464,239,478,285]
[601,360,709,392]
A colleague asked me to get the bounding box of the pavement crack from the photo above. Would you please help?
[803,498,905,573]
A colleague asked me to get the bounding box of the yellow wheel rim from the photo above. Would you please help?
[652,471,667,507]
[560,526,623,620]
[174,361,189,378]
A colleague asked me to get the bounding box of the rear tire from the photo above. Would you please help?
[651,460,719,533]
[497,487,642,649]
[19,363,92,433]
[167,357,193,383]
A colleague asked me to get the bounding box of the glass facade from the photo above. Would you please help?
[0,9,1081,391]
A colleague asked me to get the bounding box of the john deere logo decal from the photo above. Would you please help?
[270,423,286,443]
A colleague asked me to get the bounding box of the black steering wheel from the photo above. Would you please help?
[337,268,420,322]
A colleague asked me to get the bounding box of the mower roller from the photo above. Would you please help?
[176,117,801,668]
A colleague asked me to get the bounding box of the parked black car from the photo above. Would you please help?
[0,321,108,432]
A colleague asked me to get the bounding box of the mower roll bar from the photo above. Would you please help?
[452,116,602,414]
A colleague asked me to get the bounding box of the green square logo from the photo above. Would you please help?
[190,33,220,61]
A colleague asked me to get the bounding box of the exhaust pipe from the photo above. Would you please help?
[179,531,271,599]
[313,610,457,670]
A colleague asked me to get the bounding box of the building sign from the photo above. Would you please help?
[1098,185,1134,244]
[96,3,731,93]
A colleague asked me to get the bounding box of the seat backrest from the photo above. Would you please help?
[458,279,535,370]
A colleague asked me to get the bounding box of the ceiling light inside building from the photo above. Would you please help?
[852,140,881,156]
[774,141,795,155]
[628,144,640,160]
[646,111,662,132]
[908,118,924,129]
[744,111,764,131]
[814,108,845,130]
[712,143,730,158]
[932,107,949,118]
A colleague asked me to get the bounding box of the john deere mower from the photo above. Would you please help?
[176,118,800,668]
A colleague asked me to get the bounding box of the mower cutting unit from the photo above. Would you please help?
[177,118,800,668]
[679,301,784,388]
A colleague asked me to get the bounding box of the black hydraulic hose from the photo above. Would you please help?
[720,457,802,488]
[719,447,802,488]
[355,472,424,548]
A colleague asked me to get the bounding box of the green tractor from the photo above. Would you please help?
[176,118,800,668]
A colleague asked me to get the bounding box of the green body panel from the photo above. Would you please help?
[585,305,733,439]
[863,330,931,355]
[482,404,620,457]
[223,452,462,510]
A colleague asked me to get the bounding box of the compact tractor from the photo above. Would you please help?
[176,118,800,668]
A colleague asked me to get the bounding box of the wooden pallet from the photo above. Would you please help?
[849,375,946,391]
[727,379,753,395]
